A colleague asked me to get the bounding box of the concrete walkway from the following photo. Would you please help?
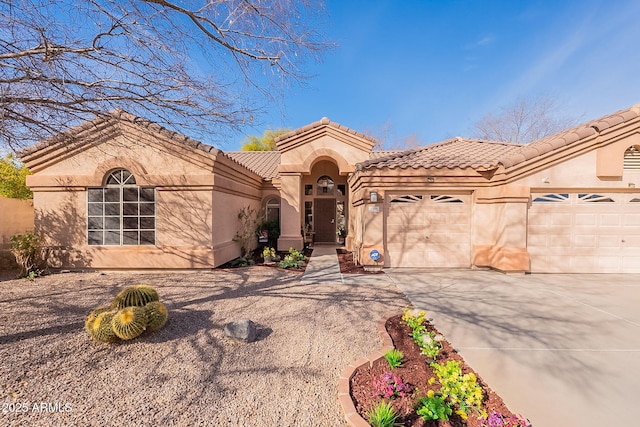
[301,246,393,286]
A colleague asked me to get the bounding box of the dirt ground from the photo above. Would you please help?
[0,267,410,426]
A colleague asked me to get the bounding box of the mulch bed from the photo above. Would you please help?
[337,249,384,274]
[217,247,313,272]
[350,314,527,426]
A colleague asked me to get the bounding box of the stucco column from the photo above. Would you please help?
[472,186,531,272]
[277,172,304,251]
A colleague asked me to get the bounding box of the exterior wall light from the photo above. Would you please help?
[370,190,378,203]
[427,177,435,183]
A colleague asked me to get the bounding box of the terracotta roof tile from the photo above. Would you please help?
[500,103,640,168]
[357,138,522,171]
[226,151,281,180]
[275,117,376,145]
[19,109,222,159]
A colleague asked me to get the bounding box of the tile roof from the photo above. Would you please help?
[357,138,522,171]
[19,109,222,159]
[500,103,640,168]
[358,103,640,172]
[274,117,376,146]
[225,151,281,180]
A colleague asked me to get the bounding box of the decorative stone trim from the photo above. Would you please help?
[337,313,397,427]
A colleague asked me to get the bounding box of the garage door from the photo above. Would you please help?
[528,193,640,273]
[386,194,471,268]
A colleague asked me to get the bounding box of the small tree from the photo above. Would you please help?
[233,206,262,257]
[240,129,290,151]
[0,154,32,199]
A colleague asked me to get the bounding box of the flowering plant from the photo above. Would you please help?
[262,246,276,258]
[430,360,486,420]
[402,308,427,331]
[372,373,410,399]
[481,411,532,427]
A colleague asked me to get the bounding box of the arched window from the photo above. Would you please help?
[265,197,280,223]
[87,169,155,245]
[624,146,640,170]
[316,175,335,195]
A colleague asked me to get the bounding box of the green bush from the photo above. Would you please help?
[279,247,307,269]
[10,232,46,278]
[366,401,402,427]
[384,349,404,369]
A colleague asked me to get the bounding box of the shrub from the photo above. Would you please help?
[279,247,307,269]
[366,401,402,427]
[10,232,47,278]
[416,390,452,421]
[384,349,404,369]
[430,360,485,420]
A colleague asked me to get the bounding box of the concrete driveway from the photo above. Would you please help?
[385,269,640,427]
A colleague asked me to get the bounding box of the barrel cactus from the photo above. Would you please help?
[111,306,148,340]
[85,306,112,334]
[145,301,168,332]
[88,310,119,343]
[110,285,159,309]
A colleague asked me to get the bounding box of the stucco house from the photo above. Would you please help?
[18,104,640,273]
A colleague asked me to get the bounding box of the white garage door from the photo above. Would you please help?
[528,193,640,273]
[386,194,471,268]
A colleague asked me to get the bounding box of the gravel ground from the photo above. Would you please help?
[0,267,410,426]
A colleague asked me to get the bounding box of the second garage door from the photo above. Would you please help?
[385,193,471,268]
[528,192,640,273]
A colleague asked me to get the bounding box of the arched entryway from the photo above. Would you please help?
[302,160,347,244]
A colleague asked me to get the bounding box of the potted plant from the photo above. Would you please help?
[337,226,346,244]
[262,246,276,263]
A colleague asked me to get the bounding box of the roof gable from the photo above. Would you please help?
[275,117,376,153]
[18,109,250,174]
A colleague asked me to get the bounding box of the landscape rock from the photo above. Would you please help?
[224,319,257,343]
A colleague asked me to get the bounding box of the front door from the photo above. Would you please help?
[314,198,336,243]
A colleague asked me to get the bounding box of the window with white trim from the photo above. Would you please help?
[87,169,155,245]
[578,193,615,203]
[532,193,569,203]
[624,146,640,169]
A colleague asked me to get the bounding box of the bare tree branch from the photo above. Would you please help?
[0,0,331,150]
[471,96,579,144]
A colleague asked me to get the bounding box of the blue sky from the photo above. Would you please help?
[226,0,640,150]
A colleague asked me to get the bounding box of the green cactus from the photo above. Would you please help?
[145,301,168,332]
[85,306,112,334]
[111,306,148,340]
[88,310,119,343]
[110,285,159,309]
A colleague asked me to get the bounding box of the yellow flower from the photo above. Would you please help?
[427,389,435,398]
[428,377,436,385]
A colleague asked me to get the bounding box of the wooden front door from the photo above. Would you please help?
[314,198,336,243]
